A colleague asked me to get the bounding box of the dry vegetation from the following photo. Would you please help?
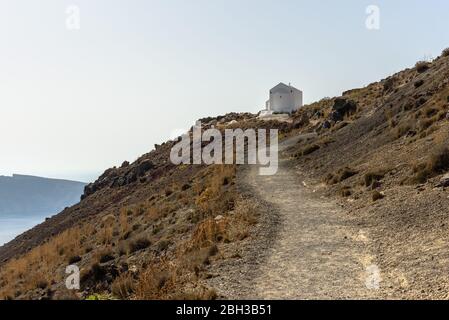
[0,115,269,300]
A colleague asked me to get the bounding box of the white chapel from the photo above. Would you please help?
[261,83,303,116]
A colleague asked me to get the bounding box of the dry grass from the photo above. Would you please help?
[119,208,130,238]
[194,165,236,215]
[111,273,135,299]
[189,218,228,249]
[296,144,320,157]
[128,236,151,254]
[372,190,385,202]
[0,225,89,298]
[128,196,257,300]
[0,117,263,300]
[134,257,216,300]
[415,61,431,73]
[408,146,449,184]
[325,167,358,185]
[364,170,387,187]
[383,77,396,92]
[339,186,352,197]
[394,118,416,138]
[414,79,425,88]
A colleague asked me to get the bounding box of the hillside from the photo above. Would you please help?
[1,48,449,300]
[0,113,289,300]
[283,48,449,298]
[0,174,86,216]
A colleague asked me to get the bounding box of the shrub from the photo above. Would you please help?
[68,255,82,264]
[423,107,439,118]
[83,263,107,282]
[35,280,48,290]
[156,240,171,253]
[427,147,449,173]
[340,168,358,181]
[112,273,135,299]
[135,262,175,300]
[372,191,384,202]
[152,224,162,235]
[325,167,358,184]
[189,218,227,248]
[417,118,433,132]
[98,252,115,264]
[299,144,320,156]
[415,97,427,108]
[364,171,385,187]
[409,166,429,184]
[414,79,424,88]
[129,237,151,253]
[340,186,352,197]
[181,183,191,190]
[415,61,430,73]
[394,119,416,138]
[383,77,396,92]
[442,48,449,57]
[408,147,449,183]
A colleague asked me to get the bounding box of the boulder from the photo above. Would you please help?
[330,110,343,122]
[121,161,130,168]
[437,173,449,188]
[137,159,155,176]
[125,171,138,184]
[113,176,127,187]
[83,183,97,198]
[322,120,331,129]
[332,98,357,116]
[414,79,425,88]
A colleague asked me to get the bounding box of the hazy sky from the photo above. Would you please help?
[1,0,448,182]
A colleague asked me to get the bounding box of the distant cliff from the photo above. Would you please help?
[0,174,86,216]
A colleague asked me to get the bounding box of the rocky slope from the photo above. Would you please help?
[284,48,449,298]
[0,112,291,300]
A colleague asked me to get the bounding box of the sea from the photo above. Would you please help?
[0,213,48,246]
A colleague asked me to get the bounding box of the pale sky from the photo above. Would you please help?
[1,0,448,182]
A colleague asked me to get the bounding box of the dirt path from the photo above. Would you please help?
[209,135,383,299]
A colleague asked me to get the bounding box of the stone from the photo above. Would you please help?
[330,111,343,122]
[437,173,449,188]
[414,79,425,88]
[137,159,154,176]
[332,97,357,116]
[371,181,382,190]
[121,161,130,168]
[322,120,331,129]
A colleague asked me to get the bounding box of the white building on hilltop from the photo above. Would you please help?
[261,83,303,116]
